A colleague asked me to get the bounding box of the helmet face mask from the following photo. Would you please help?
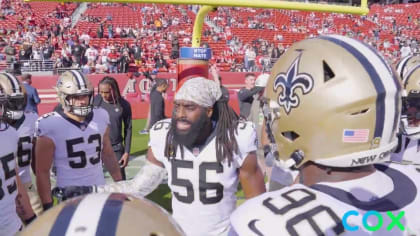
[56,71,94,117]
[63,92,93,117]
[4,94,25,120]
[401,65,420,139]
[0,73,26,122]
[263,35,401,169]
[403,95,420,126]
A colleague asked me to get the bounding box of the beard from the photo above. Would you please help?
[172,110,210,147]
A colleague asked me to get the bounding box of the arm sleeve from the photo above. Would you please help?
[237,87,262,101]
[122,99,132,154]
[96,161,166,197]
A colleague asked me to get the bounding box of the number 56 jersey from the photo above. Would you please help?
[35,108,110,187]
[149,119,258,236]
[230,163,420,236]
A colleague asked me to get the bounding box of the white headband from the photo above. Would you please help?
[175,77,222,107]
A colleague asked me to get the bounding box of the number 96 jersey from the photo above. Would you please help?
[230,163,420,236]
[149,119,258,236]
[35,108,110,187]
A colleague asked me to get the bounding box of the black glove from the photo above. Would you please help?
[52,186,94,201]
[24,214,37,225]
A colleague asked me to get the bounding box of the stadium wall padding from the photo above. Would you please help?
[32,72,253,119]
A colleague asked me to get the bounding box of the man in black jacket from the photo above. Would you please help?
[149,79,168,128]
[95,76,132,180]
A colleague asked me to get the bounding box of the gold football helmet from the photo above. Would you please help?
[0,73,26,120]
[401,65,420,139]
[20,193,185,236]
[56,70,94,117]
[263,35,401,168]
[396,55,420,79]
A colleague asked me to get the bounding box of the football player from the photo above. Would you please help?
[229,35,420,236]
[392,64,420,165]
[20,193,185,236]
[35,70,122,211]
[0,75,36,235]
[58,77,266,235]
[0,73,42,214]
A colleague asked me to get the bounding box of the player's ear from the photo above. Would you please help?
[206,107,213,118]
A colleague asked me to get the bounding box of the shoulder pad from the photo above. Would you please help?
[150,119,172,137]
[38,112,57,121]
[236,120,255,132]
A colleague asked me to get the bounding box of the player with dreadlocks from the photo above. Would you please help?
[59,77,266,236]
[94,76,132,180]
[164,77,239,165]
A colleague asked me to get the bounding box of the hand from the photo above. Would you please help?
[119,152,129,168]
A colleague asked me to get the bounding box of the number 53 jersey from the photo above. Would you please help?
[230,163,420,236]
[35,108,110,187]
[149,119,258,236]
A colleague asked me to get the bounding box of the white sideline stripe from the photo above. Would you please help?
[65,193,111,236]
[39,94,57,98]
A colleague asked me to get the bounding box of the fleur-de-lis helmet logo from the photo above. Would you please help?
[273,54,314,114]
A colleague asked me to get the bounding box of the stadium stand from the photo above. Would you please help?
[0,1,419,73]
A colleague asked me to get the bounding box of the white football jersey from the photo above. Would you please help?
[230,163,420,236]
[149,119,258,236]
[35,108,110,187]
[391,135,420,165]
[0,124,23,235]
[13,111,38,184]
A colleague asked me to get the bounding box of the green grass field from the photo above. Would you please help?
[122,119,246,212]
[129,119,150,156]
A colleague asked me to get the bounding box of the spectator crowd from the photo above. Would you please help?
[0,1,419,75]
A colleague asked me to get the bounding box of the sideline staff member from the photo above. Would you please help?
[95,76,132,180]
